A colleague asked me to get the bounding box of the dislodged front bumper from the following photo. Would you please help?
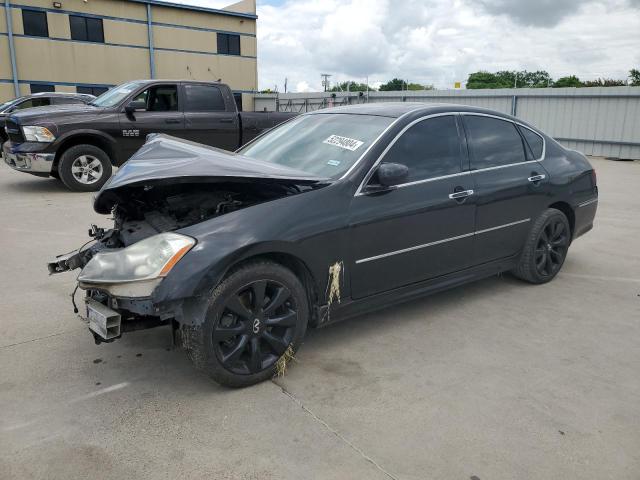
[3,141,55,176]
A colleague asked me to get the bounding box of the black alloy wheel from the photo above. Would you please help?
[513,208,571,284]
[213,279,298,375]
[534,217,569,277]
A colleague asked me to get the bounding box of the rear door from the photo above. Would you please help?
[349,114,476,299]
[118,83,184,160]
[182,83,239,151]
[462,114,550,265]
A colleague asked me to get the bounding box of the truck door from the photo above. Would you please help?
[182,83,239,151]
[118,83,184,161]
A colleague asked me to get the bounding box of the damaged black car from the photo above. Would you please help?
[49,103,598,387]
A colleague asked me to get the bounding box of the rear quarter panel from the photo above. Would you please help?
[541,138,598,238]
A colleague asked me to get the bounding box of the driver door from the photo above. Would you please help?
[348,114,476,299]
[118,83,184,160]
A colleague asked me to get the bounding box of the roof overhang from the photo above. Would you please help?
[126,0,258,20]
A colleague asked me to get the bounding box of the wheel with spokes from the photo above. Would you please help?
[184,261,309,387]
[513,208,571,284]
[58,144,112,192]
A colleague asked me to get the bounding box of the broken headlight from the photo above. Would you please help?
[78,232,195,284]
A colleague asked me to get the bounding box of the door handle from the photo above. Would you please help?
[448,189,474,200]
[528,174,546,183]
[164,118,181,124]
[218,118,234,124]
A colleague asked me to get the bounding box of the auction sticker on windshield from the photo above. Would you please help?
[323,135,364,151]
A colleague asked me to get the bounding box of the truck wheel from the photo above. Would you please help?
[183,261,309,388]
[58,144,112,192]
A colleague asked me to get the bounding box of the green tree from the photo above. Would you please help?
[407,82,434,90]
[628,69,640,86]
[466,70,552,89]
[329,81,371,92]
[466,71,508,89]
[553,76,583,88]
[583,78,626,87]
[378,78,407,91]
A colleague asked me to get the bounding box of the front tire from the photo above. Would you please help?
[58,144,112,192]
[184,261,309,388]
[513,208,571,284]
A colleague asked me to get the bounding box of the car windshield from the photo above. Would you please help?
[89,82,144,108]
[238,113,395,179]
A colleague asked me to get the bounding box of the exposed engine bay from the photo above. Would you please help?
[48,181,303,274]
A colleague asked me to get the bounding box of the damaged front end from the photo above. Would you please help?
[48,134,326,344]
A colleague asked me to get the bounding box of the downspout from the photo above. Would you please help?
[146,3,155,79]
[4,0,19,97]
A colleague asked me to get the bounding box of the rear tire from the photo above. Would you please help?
[58,144,112,192]
[513,208,571,284]
[183,261,309,388]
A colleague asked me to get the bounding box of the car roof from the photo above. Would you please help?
[25,92,94,99]
[308,102,517,120]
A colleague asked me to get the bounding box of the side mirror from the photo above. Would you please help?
[369,162,409,190]
[125,100,146,114]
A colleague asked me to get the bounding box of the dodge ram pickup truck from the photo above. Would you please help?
[3,80,296,191]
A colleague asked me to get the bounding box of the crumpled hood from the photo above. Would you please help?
[94,134,328,214]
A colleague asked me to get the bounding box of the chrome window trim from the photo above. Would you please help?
[355,218,531,265]
[355,111,547,197]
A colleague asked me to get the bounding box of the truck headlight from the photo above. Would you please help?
[78,233,195,284]
[22,126,56,142]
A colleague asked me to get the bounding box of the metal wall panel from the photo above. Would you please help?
[255,87,640,159]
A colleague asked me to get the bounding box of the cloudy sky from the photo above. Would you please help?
[176,0,640,91]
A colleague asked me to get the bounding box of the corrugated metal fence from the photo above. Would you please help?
[254,87,640,160]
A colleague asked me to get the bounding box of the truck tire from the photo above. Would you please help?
[512,208,571,284]
[58,144,112,192]
[184,261,309,388]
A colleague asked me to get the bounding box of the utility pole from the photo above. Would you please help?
[284,77,288,93]
[366,76,369,102]
[514,72,518,89]
[321,73,332,92]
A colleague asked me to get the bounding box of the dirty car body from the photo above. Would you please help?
[49,103,598,387]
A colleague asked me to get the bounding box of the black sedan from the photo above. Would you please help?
[49,103,598,387]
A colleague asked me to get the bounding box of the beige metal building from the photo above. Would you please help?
[1,0,257,110]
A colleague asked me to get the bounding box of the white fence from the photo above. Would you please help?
[254,87,640,160]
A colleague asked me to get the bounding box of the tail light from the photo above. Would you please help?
[591,169,597,187]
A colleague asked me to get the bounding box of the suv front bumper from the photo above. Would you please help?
[2,142,55,176]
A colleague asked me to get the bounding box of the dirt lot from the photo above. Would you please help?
[0,157,638,480]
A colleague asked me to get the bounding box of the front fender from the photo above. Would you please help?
[151,185,351,309]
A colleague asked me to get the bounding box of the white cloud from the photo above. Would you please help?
[170,0,640,91]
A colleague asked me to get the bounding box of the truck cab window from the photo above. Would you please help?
[133,85,179,112]
[183,84,226,112]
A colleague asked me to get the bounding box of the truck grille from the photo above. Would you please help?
[5,118,24,143]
